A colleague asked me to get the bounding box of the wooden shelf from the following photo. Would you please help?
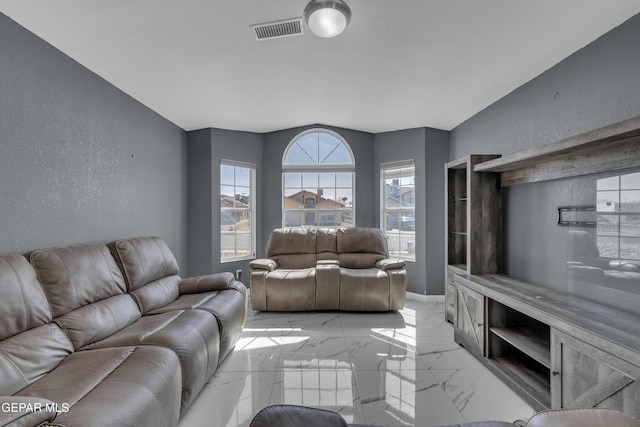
[473,115,640,186]
[490,357,551,409]
[490,327,550,369]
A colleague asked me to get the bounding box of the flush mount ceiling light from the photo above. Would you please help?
[303,0,352,38]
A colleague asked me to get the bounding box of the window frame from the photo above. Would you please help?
[220,159,256,263]
[596,171,640,260]
[380,159,416,262]
[282,129,356,229]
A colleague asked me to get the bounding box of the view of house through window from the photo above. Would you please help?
[282,130,355,228]
[596,171,640,259]
[381,160,416,261]
[220,160,256,262]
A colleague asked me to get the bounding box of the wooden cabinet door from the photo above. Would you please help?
[445,270,457,324]
[551,329,640,418]
[454,283,485,358]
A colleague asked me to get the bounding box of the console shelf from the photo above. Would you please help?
[490,327,550,369]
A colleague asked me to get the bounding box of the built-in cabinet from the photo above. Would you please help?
[446,115,640,417]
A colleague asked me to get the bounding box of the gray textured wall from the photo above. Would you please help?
[374,127,449,295]
[449,13,640,292]
[186,128,263,278]
[0,13,188,266]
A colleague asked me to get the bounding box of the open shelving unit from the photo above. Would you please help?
[487,299,551,408]
[444,154,500,323]
[446,114,640,416]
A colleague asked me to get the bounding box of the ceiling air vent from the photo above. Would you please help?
[251,17,304,41]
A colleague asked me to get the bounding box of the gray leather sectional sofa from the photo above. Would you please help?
[250,227,407,311]
[0,236,247,427]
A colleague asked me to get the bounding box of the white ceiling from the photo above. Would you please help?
[2,1,640,134]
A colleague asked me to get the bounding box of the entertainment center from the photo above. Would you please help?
[444,115,640,417]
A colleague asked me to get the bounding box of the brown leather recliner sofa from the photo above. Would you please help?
[0,236,247,427]
[250,227,407,311]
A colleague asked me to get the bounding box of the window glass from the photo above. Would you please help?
[381,161,416,261]
[282,130,355,228]
[221,161,256,262]
[596,171,640,260]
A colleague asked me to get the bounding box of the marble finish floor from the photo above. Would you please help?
[180,295,535,427]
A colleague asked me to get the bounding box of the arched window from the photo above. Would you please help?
[282,129,355,228]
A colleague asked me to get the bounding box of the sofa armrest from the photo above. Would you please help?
[0,396,61,427]
[317,259,339,267]
[250,405,348,427]
[376,258,406,270]
[179,272,235,294]
[250,259,277,271]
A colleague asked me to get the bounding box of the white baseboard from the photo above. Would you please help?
[406,292,444,303]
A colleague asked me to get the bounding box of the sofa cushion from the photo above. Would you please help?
[109,237,181,313]
[267,228,317,269]
[130,275,181,314]
[336,227,387,255]
[54,293,142,349]
[0,254,52,340]
[0,323,74,395]
[109,236,180,291]
[17,345,182,427]
[266,268,316,311]
[316,228,338,260]
[81,309,221,413]
[339,268,391,311]
[336,228,388,268]
[149,282,247,363]
[29,244,128,317]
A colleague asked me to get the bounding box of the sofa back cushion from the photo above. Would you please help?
[316,228,338,261]
[336,228,388,268]
[0,254,73,395]
[30,244,128,317]
[109,236,180,291]
[29,244,142,349]
[108,237,181,314]
[267,228,317,269]
[0,254,52,340]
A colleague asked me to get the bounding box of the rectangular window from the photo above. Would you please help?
[596,171,640,259]
[283,171,354,228]
[381,160,415,261]
[221,160,256,262]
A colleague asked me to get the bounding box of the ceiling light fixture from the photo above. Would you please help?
[303,0,352,38]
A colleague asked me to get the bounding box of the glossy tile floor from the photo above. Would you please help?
[180,295,535,427]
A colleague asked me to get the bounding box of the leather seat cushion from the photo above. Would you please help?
[81,309,221,413]
[339,268,390,311]
[17,346,182,427]
[148,285,247,363]
[265,268,316,311]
